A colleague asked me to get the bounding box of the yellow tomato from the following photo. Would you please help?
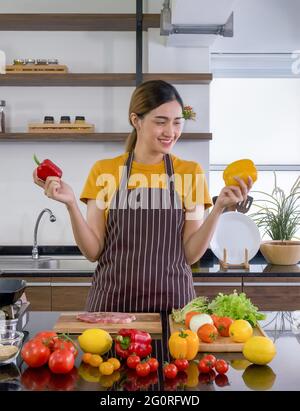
[243,336,276,365]
[78,329,112,355]
[107,358,121,371]
[89,354,103,367]
[81,353,92,364]
[229,320,253,343]
[78,363,101,383]
[99,362,114,376]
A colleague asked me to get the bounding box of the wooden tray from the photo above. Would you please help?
[28,123,95,133]
[6,64,68,73]
[53,312,162,335]
[169,315,267,352]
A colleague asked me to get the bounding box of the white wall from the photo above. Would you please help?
[0,0,211,245]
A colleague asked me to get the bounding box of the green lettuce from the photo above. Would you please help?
[171,296,209,323]
[207,290,266,326]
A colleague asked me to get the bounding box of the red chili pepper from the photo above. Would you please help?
[33,154,62,181]
[115,329,152,359]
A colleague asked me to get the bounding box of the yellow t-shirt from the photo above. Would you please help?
[80,152,213,220]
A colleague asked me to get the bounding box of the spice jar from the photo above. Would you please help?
[25,59,36,65]
[13,59,24,65]
[47,59,58,65]
[44,116,55,124]
[36,59,47,65]
[75,116,86,124]
[60,116,71,124]
[0,100,5,133]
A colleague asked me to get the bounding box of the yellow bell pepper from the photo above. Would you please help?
[168,329,199,360]
[223,159,257,187]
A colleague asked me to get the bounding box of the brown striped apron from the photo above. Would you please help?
[86,151,196,313]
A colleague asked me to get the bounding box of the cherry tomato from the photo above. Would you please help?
[21,339,51,368]
[198,369,216,384]
[197,324,218,343]
[215,373,229,387]
[126,355,141,369]
[185,311,202,328]
[53,339,78,358]
[48,349,75,374]
[21,366,51,390]
[174,359,189,371]
[147,358,159,373]
[198,359,211,374]
[215,359,229,374]
[164,363,178,379]
[202,354,217,369]
[136,362,151,377]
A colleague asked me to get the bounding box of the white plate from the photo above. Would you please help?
[210,212,261,265]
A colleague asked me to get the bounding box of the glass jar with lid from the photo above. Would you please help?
[60,116,71,124]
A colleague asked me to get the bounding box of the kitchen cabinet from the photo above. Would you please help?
[193,276,242,300]
[243,277,300,310]
[51,277,91,311]
[10,276,51,311]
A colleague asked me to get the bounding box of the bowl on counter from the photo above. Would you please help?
[0,330,24,365]
[260,240,300,266]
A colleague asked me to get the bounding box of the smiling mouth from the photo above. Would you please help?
[158,138,174,144]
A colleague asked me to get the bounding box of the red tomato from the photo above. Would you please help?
[136,362,151,377]
[21,366,51,390]
[53,339,78,358]
[215,373,229,387]
[185,311,202,328]
[214,317,234,337]
[198,369,216,384]
[164,363,178,379]
[198,359,211,374]
[34,331,58,345]
[202,354,216,369]
[147,358,159,373]
[21,339,51,368]
[197,324,218,343]
[215,359,229,374]
[174,359,189,371]
[126,355,141,369]
[48,349,75,374]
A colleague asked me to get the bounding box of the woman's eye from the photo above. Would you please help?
[156,122,165,125]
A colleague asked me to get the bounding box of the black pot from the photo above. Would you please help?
[0,279,27,307]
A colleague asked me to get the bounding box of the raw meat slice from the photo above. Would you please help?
[76,312,136,324]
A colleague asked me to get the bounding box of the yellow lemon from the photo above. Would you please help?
[242,364,276,390]
[229,320,253,343]
[78,328,112,355]
[230,359,252,370]
[243,336,276,365]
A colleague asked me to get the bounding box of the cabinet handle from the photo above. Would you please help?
[51,282,92,287]
[244,282,300,286]
[26,282,51,286]
[193,282,241,286]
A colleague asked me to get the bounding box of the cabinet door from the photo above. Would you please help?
[2,276,51,311]
[51,277,91,311]
[243,277,300,311]
[193,277,242,300]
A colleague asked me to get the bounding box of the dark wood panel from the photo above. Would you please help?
[52,286,90,311]
[194,286,242,301]
[24,286,51,311]
[0,132,212,142]
[0,14,160,31]
[244,285,300,311]
[0,73,212,87]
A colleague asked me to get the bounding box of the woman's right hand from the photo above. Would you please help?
[33,169,76,207]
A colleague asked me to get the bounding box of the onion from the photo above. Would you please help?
[189,314,213,333]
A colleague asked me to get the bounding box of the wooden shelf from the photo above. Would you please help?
[0,14,160,31]
[0,73,212,87]
[0,133,212,142]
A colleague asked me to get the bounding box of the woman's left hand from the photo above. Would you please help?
[215,176,253,212]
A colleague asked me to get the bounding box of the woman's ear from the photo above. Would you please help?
[130,112,140,129]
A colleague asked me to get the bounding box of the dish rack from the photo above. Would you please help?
[219,248,249,270]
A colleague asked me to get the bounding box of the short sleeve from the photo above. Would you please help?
[80,161,103,204]
[184,163,213,211]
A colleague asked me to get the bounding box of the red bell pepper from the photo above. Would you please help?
[33,154,63,181]
[115,329,152,359]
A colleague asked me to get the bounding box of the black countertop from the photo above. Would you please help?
[1,311,300,392]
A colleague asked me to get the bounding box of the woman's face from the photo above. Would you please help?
[133,100,184,155]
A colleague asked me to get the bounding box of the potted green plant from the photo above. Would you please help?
[249,173,300,265]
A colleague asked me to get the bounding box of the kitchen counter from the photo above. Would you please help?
[1,311,300,392]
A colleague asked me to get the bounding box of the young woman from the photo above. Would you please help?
[33,80,252,313]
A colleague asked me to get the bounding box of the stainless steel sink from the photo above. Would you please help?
[0,255,97,272]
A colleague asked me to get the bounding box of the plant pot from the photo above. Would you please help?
[260,240,300,266]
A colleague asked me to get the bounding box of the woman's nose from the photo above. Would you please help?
[163,123,176,137]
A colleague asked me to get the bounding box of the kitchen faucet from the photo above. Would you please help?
[32,208,56,260]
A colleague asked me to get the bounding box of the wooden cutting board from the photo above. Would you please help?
[169,315,267,352]
[53,312,162,335]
